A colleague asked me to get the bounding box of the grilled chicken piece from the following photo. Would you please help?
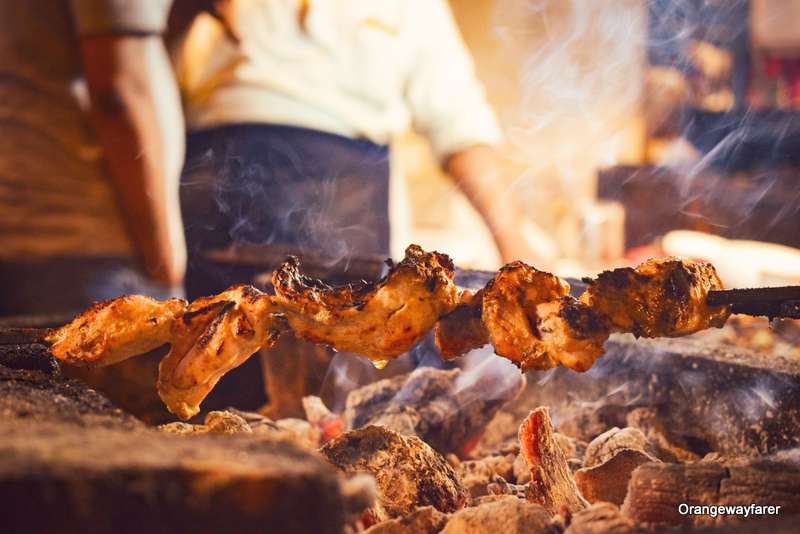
[157,285,283,419]
[534,296,611,372]
[272,244,459,366]
[579,257,730,338]
[481,262,610,371]
[46,295,186,367]
[433,289,488,360]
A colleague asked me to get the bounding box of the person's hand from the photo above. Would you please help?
[445,145,558,268]
[493,217,559,267]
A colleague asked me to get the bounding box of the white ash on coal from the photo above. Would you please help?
[573,428,660,506]
[622,452,800,529]
[362,506,448,534]
[564,502,635,534]
[320,425,468,523]
[439,495,552,534]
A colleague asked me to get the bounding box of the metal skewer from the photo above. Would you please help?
[707,286,800,319]
[2,278,797,347]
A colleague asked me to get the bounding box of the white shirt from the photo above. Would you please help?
[177,0,502,160]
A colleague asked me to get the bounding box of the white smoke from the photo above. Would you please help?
[491,1,645,189]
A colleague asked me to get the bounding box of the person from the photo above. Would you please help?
[172,0,550,417]
[175,0,546,297]
[0,0,186,316]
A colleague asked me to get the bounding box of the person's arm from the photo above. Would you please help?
[74,20,186,285]
[404,0,556,265]
[446,145,557,265]
[79,35,186,285]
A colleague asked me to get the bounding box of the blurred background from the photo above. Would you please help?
[402,0,800,286]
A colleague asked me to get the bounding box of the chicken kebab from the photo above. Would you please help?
[46,245,730,419]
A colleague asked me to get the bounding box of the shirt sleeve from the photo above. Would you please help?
[70,0,173,36]
[404,0,503,161]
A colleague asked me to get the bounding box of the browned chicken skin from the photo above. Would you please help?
[157,285,283,419]
[272,244,459,366]
[46,295,186,367]
[579,257,730,338]
[435,263,610,371]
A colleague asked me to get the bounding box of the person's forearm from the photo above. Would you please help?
[80,36,186,285]
[445,145,557,264]
[446,146,521,250]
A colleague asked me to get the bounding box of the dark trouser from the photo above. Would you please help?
[180,124,392,417]
[181,123,391,299]
[0,257,180,319]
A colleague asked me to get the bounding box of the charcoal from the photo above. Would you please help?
[689,515,800,533]
[0,343,59,375]
[303,395,344,445]
[575,449,658,505]
[506,334,800,456]
[0,366,370,534]
[555,403,631,444]
[457,454,516,499]
[271,417,318,448]
[574,426,660,505]
[159,410,253,435]
[342,366,524,455]
[582,427,656,468]
[626,407,701,463]
[445,453,461,469]
[519,407,589,516]
[470,411,520,458]
[439,495,553,534]
[513,452,532,484]
[160,409,323,450]
[554,432,584,462]
[621,453,800,527]
[514,431,585,484]
[321,425,468,522]
[260,334,334,418]
[0,364,140,430]
[486,475,527,499]
[363,506,449,534]
[225,407,318,446]
[564,502,636,534]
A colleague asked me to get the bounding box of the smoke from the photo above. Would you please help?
[319,351,388,412]
[484,0,800,259]
[182,126,392,281]
[491,0,646,198]
[453,346,524,399]
[319,343,524,418]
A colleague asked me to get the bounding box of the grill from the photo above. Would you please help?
[1,244,799,532]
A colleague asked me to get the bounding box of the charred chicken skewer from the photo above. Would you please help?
[579,257,730,337]
[435,257,730,368]
[46,246,458,418]
[272,244,459,368]
[45,245,731,419]
[433,262,610,372]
